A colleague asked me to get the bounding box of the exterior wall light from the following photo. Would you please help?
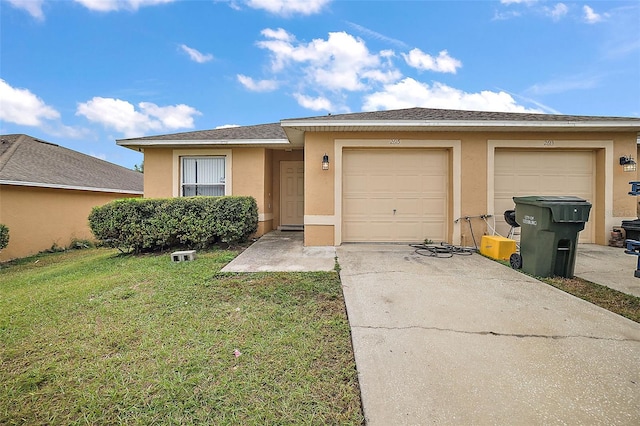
[322,153,329,170]
[620,155,637,172]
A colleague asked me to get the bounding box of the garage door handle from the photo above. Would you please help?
[393,209,397,215]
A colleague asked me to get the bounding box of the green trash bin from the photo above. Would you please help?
[512,196,592,278]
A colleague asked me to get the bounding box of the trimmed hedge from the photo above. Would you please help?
[0,224,8,250]
[89,196,258,253]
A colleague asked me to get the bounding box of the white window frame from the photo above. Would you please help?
[181,156,226,196]
[172,149,232,197]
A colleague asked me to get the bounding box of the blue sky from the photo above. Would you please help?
[1,0,639,169]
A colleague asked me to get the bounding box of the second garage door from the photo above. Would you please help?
[342,148,449,243]
[494,150,595,243]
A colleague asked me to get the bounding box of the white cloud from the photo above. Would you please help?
[244,0,330,16]
[256,28,398,91]
[492,10,522,20]
[507,91,562,114]
[583,5,607,23]
[215,124,241,129]
[546,3,568,21]
[346,21,409,49]
[237,75,279,92]
[293,93,333,111]
[362,78,542,113]
[73,0,176,12]
[6,0,45,20]
[500,0,538,4]
[496,0,572,21]
[180,44,213,63]
[9,0,177,18]
[261,27,294,42]
[402,48,462,74]
[244,28,536,114]
[526,73,601,95]
[76,97,201,138]
[0,79,60,126]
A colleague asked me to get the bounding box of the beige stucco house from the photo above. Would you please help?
[117,107,640,247]
[0,134,143,261]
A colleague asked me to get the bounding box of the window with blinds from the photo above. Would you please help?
[181,157,226,196]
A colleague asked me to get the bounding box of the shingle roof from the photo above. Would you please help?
[117,108,640,150]
[0,134,143,193]
[119,122,286,142]
[283,107,640,123]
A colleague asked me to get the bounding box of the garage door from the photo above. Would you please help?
[343,148,448,242]
[494,150,594,243]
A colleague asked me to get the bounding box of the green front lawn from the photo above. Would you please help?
[0,249,363,425]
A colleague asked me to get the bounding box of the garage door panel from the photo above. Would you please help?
[422,198,447,214]
[395,198,421,213]
[396,222,424,240]
[343,198,369,216]
[343,198,395,216]
[343,149,449,242]
[420,176,448,193]
[494,150,594,243]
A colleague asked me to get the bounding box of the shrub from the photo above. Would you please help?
[88,196,258,253]
[213,196,259,243]
[0,224,8,250]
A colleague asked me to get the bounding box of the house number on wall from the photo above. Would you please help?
[390,139,400,145]
[544,140,555,146]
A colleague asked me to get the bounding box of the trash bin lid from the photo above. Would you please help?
[513,196,591,223]
[513,195,588,204]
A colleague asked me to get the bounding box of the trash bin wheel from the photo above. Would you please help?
[510,253,522,270]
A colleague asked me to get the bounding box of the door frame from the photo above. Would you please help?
[280,160,304,227]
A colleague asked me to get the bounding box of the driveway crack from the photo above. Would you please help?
[352,325,640,342]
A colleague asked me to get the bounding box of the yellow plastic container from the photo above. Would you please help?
[480,235,517,261]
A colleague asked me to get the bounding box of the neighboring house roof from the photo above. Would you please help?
[0,134,143,194]
[117,107,640,150]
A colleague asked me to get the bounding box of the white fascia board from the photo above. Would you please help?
[0,180,143,195]
[117,138,290,147]
[280,119,640,130]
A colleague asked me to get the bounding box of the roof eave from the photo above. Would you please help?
[280,119,640,145]
[0,180,143,194]
[116,138,293,149]
[280,119,640,129]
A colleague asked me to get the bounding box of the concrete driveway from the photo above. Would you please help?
[338,244,640,425]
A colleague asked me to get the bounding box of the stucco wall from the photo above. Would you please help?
[612,133,639,218]
[143,147,274,236]
[143,148,174,198]
[637,143,640,216]
[302,130,638,246]
[303,134,336,245]
[0,185,139,261]
[232,148,268,235]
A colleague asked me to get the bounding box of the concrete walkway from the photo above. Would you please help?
[575,244,640,297]
[221,231,335,272]
[338,244,640,425]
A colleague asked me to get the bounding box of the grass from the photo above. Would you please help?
[0,248,363,425]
